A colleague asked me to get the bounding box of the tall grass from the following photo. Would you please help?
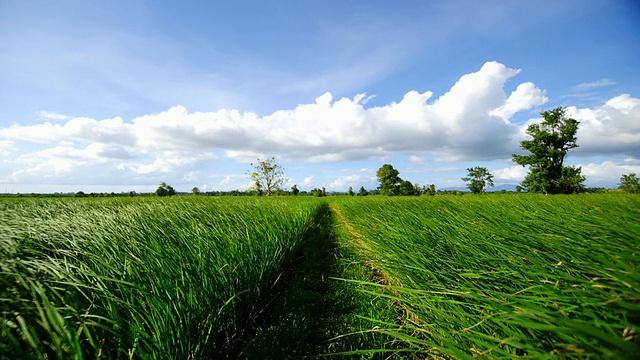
[331,194,640,358]
[0,197,322,359]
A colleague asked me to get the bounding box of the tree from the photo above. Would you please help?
[291,184,300,196]
[462,167,494,194]
[358,186,369,196]
[619,173,640,193]
[249,157,285,196]
[348,186,355,196]
[156,182,177,197]
[422,184,436,196]
[192,187,200,196]
[512,107,585,194]
[377,164,402,196]
[399,180,419,196]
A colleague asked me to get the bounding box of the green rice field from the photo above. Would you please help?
[1,194,639,358]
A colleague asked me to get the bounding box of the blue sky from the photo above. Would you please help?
[1,0,639,193]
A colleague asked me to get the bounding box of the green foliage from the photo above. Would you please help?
[513,107,585,194]
[331,195,640,358]
[347,186,355,196]
[398,180,420,196]
[155,181,177,196]
[358,186,368,196]
[0,197,323,358]
[311,187,326,197]
[291,184,300,196]
[249,157,285,196]
[376,164,401,195]
[461,166,494,193]
[422,184,436,196]
[191,186,200,195]
[619,173,640,193]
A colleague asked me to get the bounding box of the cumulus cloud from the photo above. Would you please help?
[0,116,135,145]
[0,61,541,164]
[567,94,640,157]
[581,158,640,186]
[490,82,548,121]
[494,165,528,182]
[1,61,638,189]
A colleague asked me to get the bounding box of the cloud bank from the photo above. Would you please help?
[1,61,639,188]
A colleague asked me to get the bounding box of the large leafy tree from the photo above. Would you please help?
[250,157,285,196]
[619,173,640,193]
[461,167,494,194]
[376,164,402,196]
[512,107,585,194]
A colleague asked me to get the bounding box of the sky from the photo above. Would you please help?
[0,0,639,193]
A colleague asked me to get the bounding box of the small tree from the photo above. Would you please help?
[422,184,436,196]
[377,164,402,196]
[512,107,585,194]
[358,186,369,196]
[348,186,355,196]
[619,173,640,193]
[291,184,300,196]
[462,167,494,194]
[192,187,200,196]
[249,157,285,196]
[156,182,177,197]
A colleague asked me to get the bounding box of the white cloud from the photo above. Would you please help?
[1,62,638,190]
[0,61,542,164]
[494,165,528,182]
[490,82,548,121]
[7,143,122,181]
[328,174,364,190]
[581,158,640,186]
[567,94,640,156]
[136,151,216,174]
[0,116,135,145]
[302,177,314,186]
[36,111,70,121]
[572,79,616,92]
[0,140,15,157]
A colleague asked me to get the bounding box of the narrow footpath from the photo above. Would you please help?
[232,202,402,359]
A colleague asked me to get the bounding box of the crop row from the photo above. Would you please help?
[0,197,323,359]
[331,194,640,358]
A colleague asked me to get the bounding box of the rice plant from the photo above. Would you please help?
[0,197,322,359]
[330,194,640,358]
